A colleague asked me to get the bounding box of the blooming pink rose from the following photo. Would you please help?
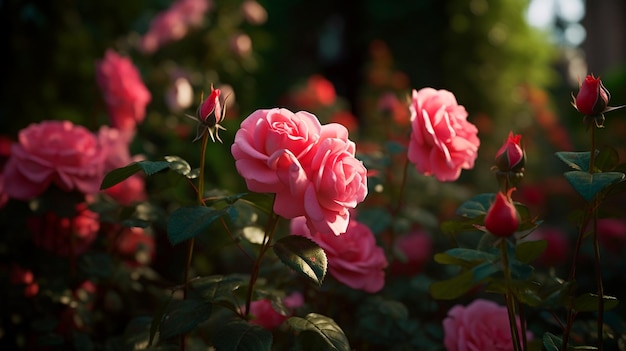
[28,203,100,257]
[443,299,533,351]
[301,124,368,235]
[3,121,107,200]
[408,88,479,181]
[291,216,388,293]
[247,292,303,330]
[391,230,433,276]
[96,49,151,132]
[109,227,155,266]
[597,218,626,254]
[231,108,322,195]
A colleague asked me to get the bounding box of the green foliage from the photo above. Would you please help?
[573,294,619,313]
[273,236,327,287]
[556,151,596,172]
[455,193,494,218]
[563,171,625,202]
[288,313,350,351]
[188,274,248,311]
[167,205,238,245]
[100,160,170,190]
[158,299,212,341]
[213,320,273,351]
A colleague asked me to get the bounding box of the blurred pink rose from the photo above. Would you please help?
[597,218,626,254]
[443,299,533,351]
[248,292,303,330]
[138,0,211,54]
[110,227,155,266]
[231,108,322,195]
[0,174,7,209]
[3,120,107,200]
[291,216,387,293]
[241,0,267,25]
[301,125,368,235]
[96,49,151,132]
[104,174,147,206]
[98,126,133,170]
[391,230,433,276]
[525,227,569,267]
[28,203,100,257]
[10,265,39,298]
[408,88,479,181]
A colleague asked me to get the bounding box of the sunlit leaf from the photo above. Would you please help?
[164,155,191,176]
[288,313,350,351]
[563,171,624,201]
[555,151,595,172]
[273,236,327,287]
[213,320,273,351]
[189,274,247,309]
[573,293,619,312]
[542,332,561,351]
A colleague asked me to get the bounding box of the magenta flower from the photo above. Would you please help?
[494,131,525,173]
[484,189,519,238]
[572,74,624,127]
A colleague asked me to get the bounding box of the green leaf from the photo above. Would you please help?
[563,171,625,201]
[542,332,561,351]
[595,146,620,171]
[429,270,475,300]
[555,151,595,172]
[273,236,327,287]
[213,320,273,351]
[100,160,170,190]
[189,275,247,309]
[167,206,235,245]
[158,299,212,340]
[79,253,114,280]
[356,207,392,234]
[288,313,350,351]
[456,193,495,218]
[515,240,548,263]
[573,293,619,312]
[445,248,498,262]
[471,261,501,283]
[164,155,192,177]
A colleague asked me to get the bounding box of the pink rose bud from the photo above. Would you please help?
[485,189,519,237]
[197,86,223,126]
[494,132,525,173]
[574,74,610,116]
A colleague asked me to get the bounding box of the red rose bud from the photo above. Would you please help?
[485,189,519,238]
[196,85,223,126]
[574,74,610,116]
[494,131,525,173]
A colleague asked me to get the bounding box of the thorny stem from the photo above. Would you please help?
[244,195,279,320]
[500,239,522,351]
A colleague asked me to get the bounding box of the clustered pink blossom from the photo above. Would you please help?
[390,229,433,276]
[96,49,152,133]
[231,108,368,235]
[408,88,479,182]
[138,0,212,54]
[443,299,533,351]
[291,216,388,292]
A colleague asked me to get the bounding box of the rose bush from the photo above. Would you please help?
[96,49,151,132]
[290,216,388,293]
[3,120,107,200]
[407,88,479,182]
[443,299,533,351]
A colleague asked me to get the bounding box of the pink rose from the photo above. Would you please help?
[109,227,155,266]
[138,0,211,54]
[3,120,107,200]
[28,203,100,257]
[301,125,368,235]
[291,216,388,293]
[524,227,569,267]
[231,108,322,195]
[391,229,433,276]
[104,174,147,206]
[443,299,533,351]
[408,88,479,181]
[247,292,304,330]
[96,49,151,132]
